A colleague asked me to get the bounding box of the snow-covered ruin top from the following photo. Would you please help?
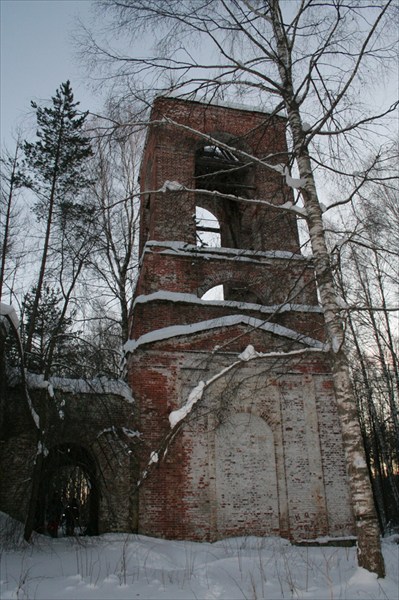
[0,303,19,331]
[9,371,134,403]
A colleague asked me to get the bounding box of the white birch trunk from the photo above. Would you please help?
[269,0,385,577]
[293,140,385,577]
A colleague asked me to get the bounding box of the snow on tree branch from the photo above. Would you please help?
[155,180,308,217]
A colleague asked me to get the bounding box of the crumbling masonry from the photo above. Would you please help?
[126,97,356,542]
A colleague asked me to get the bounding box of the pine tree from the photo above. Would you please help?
[21,81,93,363]
[22,285,73,375]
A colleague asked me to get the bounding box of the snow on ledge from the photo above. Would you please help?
[133,290,323,314]
[21,373,134,403]
[159,180,185,192]
[144,240,307,262]
[124,315,326,354]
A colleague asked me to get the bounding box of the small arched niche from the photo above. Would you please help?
[215,412,279,536]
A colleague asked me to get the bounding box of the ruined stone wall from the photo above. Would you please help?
[0,384,138,533]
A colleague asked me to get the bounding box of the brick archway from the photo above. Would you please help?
[36,443,99,537]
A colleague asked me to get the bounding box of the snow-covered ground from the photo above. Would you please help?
[1,513,398,599]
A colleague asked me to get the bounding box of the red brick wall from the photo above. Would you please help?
[138,97,300,255]
[128,346,355,541]
[129,98,355,542]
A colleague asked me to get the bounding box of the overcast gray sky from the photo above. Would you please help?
[1,0,98,147]
[1,0,397,151]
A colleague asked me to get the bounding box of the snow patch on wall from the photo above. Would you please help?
[353,452,367,469]
[159,180,185,192]
[37,441,49,457]
[238,345,259,361]
[169,381,205,428]
[149,451,159,465]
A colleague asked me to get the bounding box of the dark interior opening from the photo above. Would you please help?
[195,144,254,196]
[35,444,99,537]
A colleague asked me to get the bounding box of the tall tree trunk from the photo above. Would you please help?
[268,0,385,575]
[294,132,384,577]
[0,144,19,302]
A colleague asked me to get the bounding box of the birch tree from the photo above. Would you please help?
[334,181,399,533]
[80,0,399,575]
[85,110,141,346]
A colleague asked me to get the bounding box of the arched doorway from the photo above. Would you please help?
[36,444,99,537]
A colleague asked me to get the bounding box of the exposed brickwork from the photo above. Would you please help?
[128,346,355,541]
[138,97,300,255]
[128,97,355,542]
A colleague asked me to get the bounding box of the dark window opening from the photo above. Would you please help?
[223,284,263,304]
[195,144,254,197]
[195,141,254,250]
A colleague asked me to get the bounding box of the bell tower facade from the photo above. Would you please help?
[127,97,355,542]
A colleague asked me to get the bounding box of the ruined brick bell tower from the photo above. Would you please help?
[126,97,355,542]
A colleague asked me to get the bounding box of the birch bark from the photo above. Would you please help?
[269,0,384,576]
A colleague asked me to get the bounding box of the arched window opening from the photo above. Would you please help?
[201,282,263,304]
[196,207,221,247]
[195,140,254,250]
[201,285,224,301]
[36,444,99,537]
